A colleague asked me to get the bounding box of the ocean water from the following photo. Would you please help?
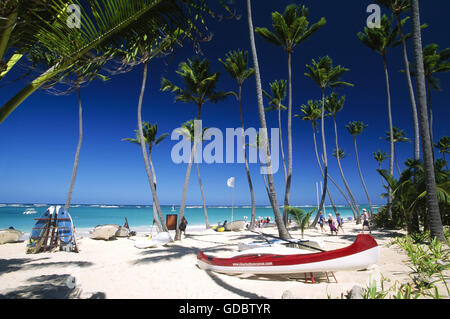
[0,203,379,234]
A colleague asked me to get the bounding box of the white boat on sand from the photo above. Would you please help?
[0,229,23,244]
[90,224,120,240]
[224,220,246,231]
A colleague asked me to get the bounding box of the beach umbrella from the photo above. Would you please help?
[227,177,235,221]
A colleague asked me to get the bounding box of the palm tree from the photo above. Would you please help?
[0,0,233,123]
[358,14,400,219]
[435,136,449,168]
[286,207,314,239]
[326,93,361,223]
[376,0,421,163]
[161,57,232,240]
[374,150,389,169]
[381,127,410,175]
[246,0,290,239]
[123,122,168,231]
[296,101,350,218]
[255,4,326,215]
[416,44,450,149]
[304,56,353,226]
[410,0,445,242]
[218,49,256,229]
[346,121,374,217]
[178,120,211,229]
[262,79,288,182]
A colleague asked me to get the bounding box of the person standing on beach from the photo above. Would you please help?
[328,214,338,235]
[318,211,326,232]
[336,213,344,233]
[362,208,371,234]
[179,216,188,236]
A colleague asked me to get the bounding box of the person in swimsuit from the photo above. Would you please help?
[336,212,344,233]
[328,214,338,235]
[362,208,371,234]
[318,211,326,232]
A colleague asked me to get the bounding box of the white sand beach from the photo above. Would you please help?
[0,222,446,299]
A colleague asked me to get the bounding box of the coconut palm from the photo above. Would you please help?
[178,120,211,229]
[376,0,421,163]
[410,0,445,242]
[346,121,374,217]
[296,101,355,218]
[161,57,232,240]
[246,0,291,239]
[358,14,400,219]
[374,150,389,169]
[325,93,361,224]
[435,136,450,168]
[0,0,233,123]
[286,207,314,239]
[255,4,326,214]
[122,122,168,231]
[218,49,256,229]
[262,79,288,182]
[304,57,353,226]
[414,44,450,149]
[381,127,410,175]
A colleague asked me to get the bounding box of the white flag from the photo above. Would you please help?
[227,177,235,188]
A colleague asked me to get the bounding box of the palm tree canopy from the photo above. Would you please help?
[218,49,254,85]
[0,0,234,123]
[357,14,400,57]
[295,100,322,128]
[374,150,389,165]
[346,121,368,137]
[254,4,326,53]
[333,148,347,160]
[421,44,450,91]
[262,79,287,111]
[304,55,354,90]
[123,122,168,149]
[324,92,346,117]
[381,127,410,143]
[375,0,411,14]
[177,120,210,143]
[435,136,450,155]
[161,57,232,107]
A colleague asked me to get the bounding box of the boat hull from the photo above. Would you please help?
[0,229,23,244]
[90,224,119,240]
[197,234,379,275]
[224,220,246,231]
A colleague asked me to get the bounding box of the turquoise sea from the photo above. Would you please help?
[0,203,379,234]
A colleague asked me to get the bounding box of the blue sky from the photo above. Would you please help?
[0,0,449,206]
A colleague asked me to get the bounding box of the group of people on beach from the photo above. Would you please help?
[318,208,371,235]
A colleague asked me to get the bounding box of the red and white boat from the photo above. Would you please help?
[197,234,379,275]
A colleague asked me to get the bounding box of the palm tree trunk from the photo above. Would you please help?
[137,62,169,234]
[396,14,421,162]
[284,51,293,222]
[246,0,290,239]
[238,83,257,230]
[333,117,361,224]
[394,146,402,176]
[427,84,435,161]
[196,161,210,229]
[354,137,374,217]
[64,83,82,212]
[312,89,329,227]
[310,126,339,216]
[177,140,197,240]
[410,0,445,242]
[382,54,395,219]
[149,153,163,232]
[278,105,288,183]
